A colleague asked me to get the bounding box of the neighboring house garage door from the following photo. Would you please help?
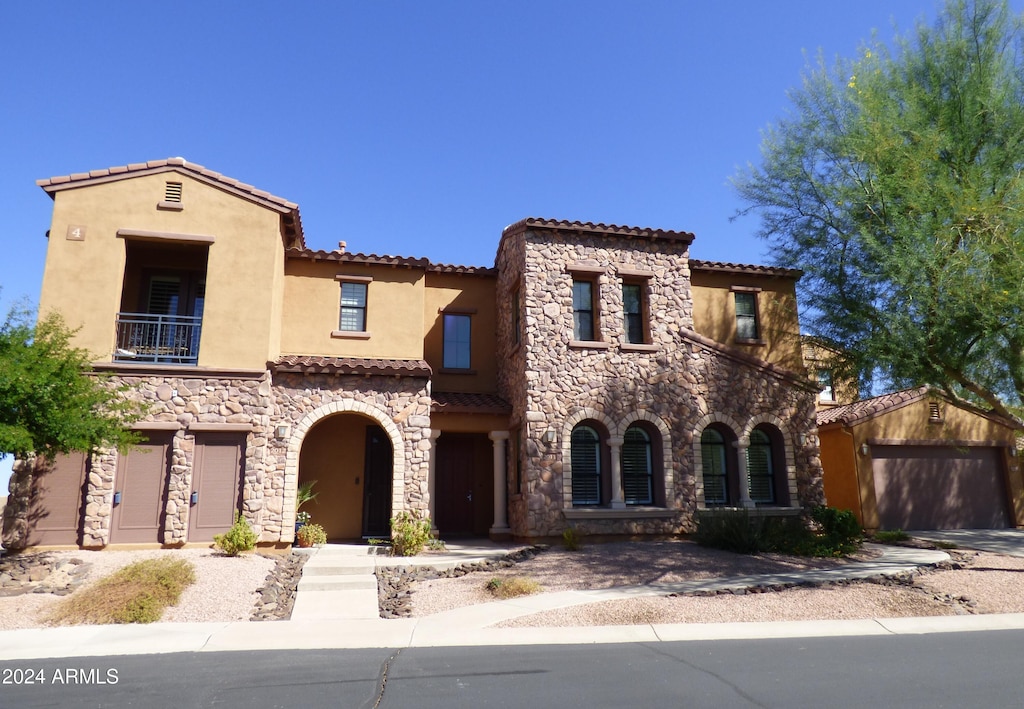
[871,445,1010,530]
[110,434,172,543]
[188,433,245,542]
[28,452,88,546]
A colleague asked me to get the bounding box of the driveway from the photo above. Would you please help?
[909,529,1024,557]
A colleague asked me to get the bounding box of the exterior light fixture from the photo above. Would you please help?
[860,443,870,456]
[275,424,290,440]
[543,429,556,443]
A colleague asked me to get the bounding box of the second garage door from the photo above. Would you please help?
[871,445,1010,530]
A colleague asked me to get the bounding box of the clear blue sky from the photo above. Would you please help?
[0,0,999,487]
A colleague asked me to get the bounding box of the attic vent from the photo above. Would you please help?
[928,401,942,422]
[164,182,183,203]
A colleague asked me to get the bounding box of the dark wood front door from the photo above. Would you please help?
[436,435,477,535]
[362,425,393,537]
[188,433,244,542]
[110,434,171,544]
[28,453,87,546]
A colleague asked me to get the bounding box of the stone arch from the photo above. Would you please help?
[561,407,616,509]
[692,412,744,507]
[743,413,798,507]
[282,399,405,530]
[618,410,674,506]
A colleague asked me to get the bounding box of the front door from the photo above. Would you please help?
[436,434,477,535]
[28,453,87,546]
[362,425,392,537]
[110,433,171,544]
[188,433,244,542]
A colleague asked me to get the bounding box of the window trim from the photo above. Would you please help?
[571,424,604,506]
[621,280,649,346]
[747,428,776,504]
[571,277,601,343]
[334,274,372,337]
[441,312,473,371]
[621,425,654,505]
[731,287,762,343]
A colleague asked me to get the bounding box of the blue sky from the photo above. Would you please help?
[0,0,996,487]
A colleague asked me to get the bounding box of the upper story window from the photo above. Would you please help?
[816,370,836,402]
[572,279,598,341]
[622,282,646,344]
[443,313,472,369]
[333,274,373,339]
[732,288,760,341]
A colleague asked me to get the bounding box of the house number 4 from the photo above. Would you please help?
[66,225,86,241]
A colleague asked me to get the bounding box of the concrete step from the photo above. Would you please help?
[297,574,378,592]
[301,560,376,576]
[290,588,381,621]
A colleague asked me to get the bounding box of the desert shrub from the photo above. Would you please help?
[390,510,433,556]
[295,523,327,547]
[46,557,195,625]
[806,506,862,556]
[695,507,861,557]
[485,576,541,599]
[562,526,584,551]
[213,512,258,556]
[873,529,910,544]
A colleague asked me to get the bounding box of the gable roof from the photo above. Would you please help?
[285,248,496,276]
[38,158,305,248]
[816,386,1023,430]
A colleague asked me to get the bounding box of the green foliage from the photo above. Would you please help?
[561,526,584,551]
[485,576,541,599]
[296,480,319,512]
[295,522,327,547]
[695,507,862,557]
[46,557,195,625]
[213,512,258,555]
[390,510,433,556]
[733,0,1024,421]
[873,529,911,544]
[0,307,144,460]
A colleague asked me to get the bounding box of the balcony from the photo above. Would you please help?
[114,313,202,365]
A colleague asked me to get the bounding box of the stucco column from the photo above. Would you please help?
[607,436,626,509]
[734,440,755,508]
[489,431,511,535]
[427,429,441,531]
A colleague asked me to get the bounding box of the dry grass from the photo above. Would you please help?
[486,575,541,599]
[44,557,196,626]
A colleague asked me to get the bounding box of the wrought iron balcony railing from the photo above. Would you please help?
[114,312,202,365]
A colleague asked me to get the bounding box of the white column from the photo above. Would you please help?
[734,440,755,508]
[607,436,626,509]
[489,430,511,535]
[427,429,441,531]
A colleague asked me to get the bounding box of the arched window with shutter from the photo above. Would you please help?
[622,426,653,505]
[701,428,729,505]
[747,428,775,504]
[571,425,602,505]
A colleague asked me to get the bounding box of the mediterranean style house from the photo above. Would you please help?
[3,158,826,550]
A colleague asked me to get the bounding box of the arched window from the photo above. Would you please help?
[747,428,775,504]
[622,426,653,505]
[571,425,602,505]
[701,428,728,505]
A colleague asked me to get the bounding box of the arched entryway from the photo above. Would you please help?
[297,413,394,540]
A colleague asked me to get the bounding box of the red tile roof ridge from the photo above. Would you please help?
[690,259,803,279]
[271,355,431,377]
[286,248,495,275]
[815,387,929,428]
[502,217,695,243]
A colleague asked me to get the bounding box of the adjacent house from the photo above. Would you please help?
[3,158,825,550]
[818,387,1024,530]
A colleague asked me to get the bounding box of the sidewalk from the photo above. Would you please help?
[3,542,1024,660]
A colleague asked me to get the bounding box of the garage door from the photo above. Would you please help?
[188,433,244,542]
[871,445,1010,530]
[28,452,87,546]
[110,434,172,543]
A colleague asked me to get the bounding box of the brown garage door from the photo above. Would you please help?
[28,453,87,546]
[110,434,171,543]
[871,445,1010,530]
[188,433,245,542]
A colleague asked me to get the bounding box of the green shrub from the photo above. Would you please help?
[694,506,861,557]
[295,522,327,547]
[874,529,910,544]
[390,510,433,556]
[808,506,862,556]
[213,512,258,556]
[562,526,584,551]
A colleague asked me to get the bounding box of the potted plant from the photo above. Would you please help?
[295,480,319,539]
[295,523,327,548]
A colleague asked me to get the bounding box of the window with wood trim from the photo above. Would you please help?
[443,313,472,369]
[572,279,598,341]
[339,281,368,331]
[571,424,603,505]
[734,291,759,340]
[622,282,647,344]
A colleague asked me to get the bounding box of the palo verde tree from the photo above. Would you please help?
[0,304,143,462]
[734,0,1024,422]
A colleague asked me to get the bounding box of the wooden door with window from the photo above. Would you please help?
[362,425,393,537]
[110,433,171,543]
[188,433,245,542]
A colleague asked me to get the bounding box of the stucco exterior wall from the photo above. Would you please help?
[40,173,286,369]
[423,271,498,393]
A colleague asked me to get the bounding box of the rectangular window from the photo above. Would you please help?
[817,370,835,402]
[443,313,472,369]
[572,279,597,341]
[622,282,646,344]
[734,291,759,340]
[339,282,368,331]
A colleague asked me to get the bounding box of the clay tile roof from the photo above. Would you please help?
[37,158,305,248]
[272,355,431,377]
[816,387,929,428]
[689,259,803,279]
[431,391,511,415]
[285,248,495,275]
[503,217,695,244]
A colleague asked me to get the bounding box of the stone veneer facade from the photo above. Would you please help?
[3,370,432,549]
[496,223,824,539]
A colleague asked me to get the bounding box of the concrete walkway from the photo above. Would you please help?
[3,539,1024,660]
[907,529,1024,558]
